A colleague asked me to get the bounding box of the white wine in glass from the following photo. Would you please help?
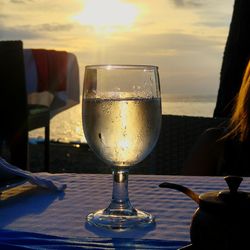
[82,65,161,230]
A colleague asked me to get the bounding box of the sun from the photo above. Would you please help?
[74,0,138,32]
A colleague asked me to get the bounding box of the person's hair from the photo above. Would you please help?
[226,60,250,142]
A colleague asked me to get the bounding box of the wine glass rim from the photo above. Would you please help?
[85,64,158,70]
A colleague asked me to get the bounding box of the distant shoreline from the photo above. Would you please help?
[161,93,217,103]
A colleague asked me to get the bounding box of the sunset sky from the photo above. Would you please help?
[1,0,234,95]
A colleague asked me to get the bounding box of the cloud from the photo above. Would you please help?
[75,32,222,69]
[0,22,77,40]
[199,20,231,28]
[10,0,34,3]
[0,14,8,19]
[0,25,42,39]
[77,32,222,94]
[38,23,74,32]
[107,32,220,57]
[171,0,203,8]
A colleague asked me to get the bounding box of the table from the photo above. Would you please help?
[23,49,80,118]
[1,174,249,249]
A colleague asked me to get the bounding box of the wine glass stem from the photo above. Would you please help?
[104,167,137,215]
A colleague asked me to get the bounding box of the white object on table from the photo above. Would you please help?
[0,157,66,191]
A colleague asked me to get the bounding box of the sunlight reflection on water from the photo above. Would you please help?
[29,98,216,143]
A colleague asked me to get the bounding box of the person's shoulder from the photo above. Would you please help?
[182,127,225,175]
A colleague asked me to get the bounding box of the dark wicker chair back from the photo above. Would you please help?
[132,114,227,175]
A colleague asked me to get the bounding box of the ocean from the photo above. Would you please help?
[29,94,217,144]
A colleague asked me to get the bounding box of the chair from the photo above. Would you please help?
[153,114,227,174]
[132,114,227,175]
[0,40,50,171]
[28,104,50,171]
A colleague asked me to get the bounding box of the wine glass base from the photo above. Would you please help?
[86,208,155,231]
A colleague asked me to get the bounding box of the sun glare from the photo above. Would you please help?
[74,0,138,32]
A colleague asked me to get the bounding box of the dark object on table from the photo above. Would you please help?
[160,176,250,250]
[0,40,50,171]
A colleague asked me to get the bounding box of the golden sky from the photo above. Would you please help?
[1,0,234,94]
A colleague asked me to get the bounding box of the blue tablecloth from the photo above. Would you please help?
[0,229,189,249]
[1,174,248,249]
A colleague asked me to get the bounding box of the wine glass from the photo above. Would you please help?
[82,64,161,230]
